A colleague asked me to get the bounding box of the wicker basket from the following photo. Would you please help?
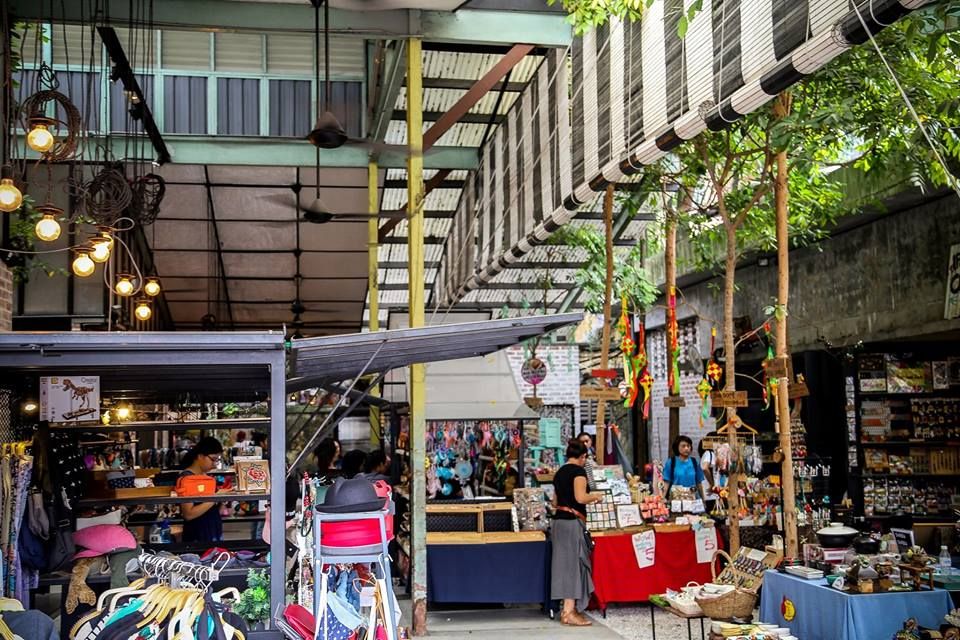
[695,550,758,621]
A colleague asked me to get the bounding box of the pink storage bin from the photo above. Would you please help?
[320,480,394,549]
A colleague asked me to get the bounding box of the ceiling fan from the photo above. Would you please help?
[256,184,406,224]
[306,0,434,157]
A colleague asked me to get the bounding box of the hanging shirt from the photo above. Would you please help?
[662,456,704,489]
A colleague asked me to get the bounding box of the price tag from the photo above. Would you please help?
[671,500,683,513]
[695,527,718,563]
[663,396,687,408]
[632,530,656,569]
[711,390,749,408]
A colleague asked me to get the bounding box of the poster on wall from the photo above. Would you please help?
[40,376,100,423]
[946,243,960,320]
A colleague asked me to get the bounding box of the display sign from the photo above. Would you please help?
[591,369,618,379]
[40,376,100,423]
[632,529,656,569]
[764,356,790,379]
[663,396,686,408]
[580,386,621,400]
[521,357,548,386]
[946,243,960,319]
[891,528,915,553]
[711,390,748,408]
[788,381,810,399]
[538,417,563,449]
[695,527,719,563]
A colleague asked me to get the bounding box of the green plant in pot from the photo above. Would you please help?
[234,569,270,629]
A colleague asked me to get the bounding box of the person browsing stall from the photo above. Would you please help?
[663,435,706,503]
[551,439,605,627]
[180,437,225,543]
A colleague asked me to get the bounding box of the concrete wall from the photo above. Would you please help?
[0,262,11,331]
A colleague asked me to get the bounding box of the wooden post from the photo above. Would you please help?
[594,184,615,459]
[665,209,679,446]
[724,224,741,555]
[774,92,798,558]
[406,37,428,636]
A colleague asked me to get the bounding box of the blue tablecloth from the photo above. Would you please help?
[427,540,550,605]
[760,570,953,640]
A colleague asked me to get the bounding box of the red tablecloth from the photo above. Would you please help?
[591,528,718,610]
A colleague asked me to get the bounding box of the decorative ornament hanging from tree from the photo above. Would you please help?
[706,327,723,386]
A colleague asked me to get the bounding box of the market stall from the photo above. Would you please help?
[760,570,953,640]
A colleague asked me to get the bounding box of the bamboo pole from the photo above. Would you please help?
[774,92,798,558]
[665,208,679,446]
[594,184,615,458]
[406,37,428,636]
[724,224,741,555]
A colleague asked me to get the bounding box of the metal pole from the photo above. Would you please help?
[406,36,428,636]
[268,349,287,629]
[369,160,383,448]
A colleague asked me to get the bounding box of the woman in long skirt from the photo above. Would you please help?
[551,439,604,626]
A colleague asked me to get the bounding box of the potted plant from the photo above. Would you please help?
[234,569,271,630]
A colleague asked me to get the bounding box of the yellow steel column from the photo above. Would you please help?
[368,160,382,447]
[406,36,428,636]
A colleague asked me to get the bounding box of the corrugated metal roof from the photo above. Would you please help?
[384,120,488,147]
[421,51,542,83]
[395,87,520,115]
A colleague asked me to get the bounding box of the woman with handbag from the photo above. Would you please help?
[551,439,604,627]
[179,437,225,543]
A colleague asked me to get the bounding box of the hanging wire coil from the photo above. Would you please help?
[19,89,82,162]
[129,173,166,225]
[83,167,133,225]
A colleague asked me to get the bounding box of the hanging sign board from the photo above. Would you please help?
[632,529,656,569]
[521,358,548,386]
[580,386,622,401]
[663,396,686,408]
[764,357,790,380]
[711,390,748,408]
[538,418,563,449]
[40,376,101,423]
[946,243,960,320]
[788,381,810,399]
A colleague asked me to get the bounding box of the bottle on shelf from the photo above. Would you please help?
[940,545,952,576]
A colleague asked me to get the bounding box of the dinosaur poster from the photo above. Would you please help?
[40,376,100,423]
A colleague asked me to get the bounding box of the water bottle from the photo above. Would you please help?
[940,545,952,576]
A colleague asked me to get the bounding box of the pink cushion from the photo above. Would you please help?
[73,524,136,559]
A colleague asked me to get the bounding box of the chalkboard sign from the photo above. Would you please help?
[891,528,915,553]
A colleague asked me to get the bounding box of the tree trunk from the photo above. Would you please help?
[595,184,616,459]
[665,211,679,446]
[774,92,798,558]
[724,223,741,555]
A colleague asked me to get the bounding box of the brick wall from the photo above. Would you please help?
[506,344,581,427]
[646,322,707,461]
[0,261,12,331]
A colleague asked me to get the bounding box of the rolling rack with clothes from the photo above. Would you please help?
[68,550,244,639]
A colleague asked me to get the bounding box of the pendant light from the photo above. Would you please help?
[114,274,135,297]
[134,299,152,322]
[143,277,161,297]
[90,236,112,262]
[0,166,22,212]
[34,204,63,242]
[71,245,96,277]
[26,116,56,153]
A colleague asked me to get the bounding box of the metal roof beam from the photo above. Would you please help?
[11,1,572,46]
[383,178,464,189]
[414,77,526,92]
[376,301,564,310]
[393,110,505,126]
[369,40,406,148]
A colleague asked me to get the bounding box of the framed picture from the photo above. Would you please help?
[236,460,270,493]
[616,504,643,528]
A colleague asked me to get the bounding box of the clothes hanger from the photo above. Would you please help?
[97,577,147,609]
[0,615,14,640]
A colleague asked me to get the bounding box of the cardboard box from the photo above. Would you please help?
[40,376,100,423]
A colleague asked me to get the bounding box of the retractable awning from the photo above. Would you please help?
[287,312,582,390]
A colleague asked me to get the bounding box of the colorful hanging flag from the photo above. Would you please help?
[667,286,681,396]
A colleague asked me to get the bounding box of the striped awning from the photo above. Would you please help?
[435,0,930,305]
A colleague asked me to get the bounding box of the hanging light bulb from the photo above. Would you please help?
[116,405,132,421]
[26,115,56,153]
[34,213,61,242]
[143,277,161,297]
[134,299,152,322]
[71,245,96,277]
[115,274,135,297]
[26,116,56,153]
[0,166,23,212]
[90,234,112,263]
[22,400,38,414]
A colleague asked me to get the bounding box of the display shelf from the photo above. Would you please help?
[126,514,265,526]
[49,417,270,433]
[861,441,960,447]
[75,492,265,508]
[859,473,960,479]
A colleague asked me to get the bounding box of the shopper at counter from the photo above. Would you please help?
[663,435,706,502]
[315,438,341,476]
[180,437,225,543]
[551,439,604,627]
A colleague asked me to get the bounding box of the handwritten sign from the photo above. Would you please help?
[580,386,622,401]
[788,381,810,399]
[764,356,790,379]
[663,396,687,408]
[632,529,656,569]
[711,390,749,408]
[695,527,719,563]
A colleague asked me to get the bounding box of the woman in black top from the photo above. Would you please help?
[551,439,604,626]
[180,437,224,543]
